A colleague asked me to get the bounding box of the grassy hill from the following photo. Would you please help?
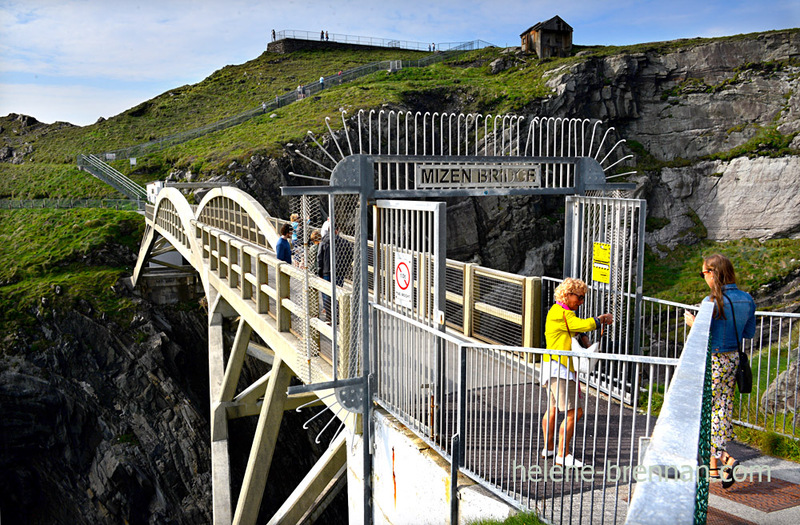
[1,31,799,340]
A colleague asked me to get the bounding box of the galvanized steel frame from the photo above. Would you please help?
[282,110,638,523]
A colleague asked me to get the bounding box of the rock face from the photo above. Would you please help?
[639,156,800,252]
[541,31,800,161]
[0,303,213,524]
[0,290,349,524]
[761,348,799,425]
[261,31,800,277]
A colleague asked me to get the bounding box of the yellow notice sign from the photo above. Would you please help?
[593,242,611,265]
[593,263,610,283]
[593,242,611,284]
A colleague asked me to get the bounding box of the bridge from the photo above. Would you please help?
[131,110,800,524]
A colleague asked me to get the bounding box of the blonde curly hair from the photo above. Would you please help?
[554,277,588,304]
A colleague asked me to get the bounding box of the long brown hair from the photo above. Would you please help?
[704,254,736,319]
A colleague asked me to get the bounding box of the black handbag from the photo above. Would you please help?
[724,293,752,394]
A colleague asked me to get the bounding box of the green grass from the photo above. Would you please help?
[0,163,122,199]
[734,427,800,462]
[643,237,800,305]
[732,339,800,441]
[0,208,145,331]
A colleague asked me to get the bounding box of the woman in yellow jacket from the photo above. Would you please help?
[542,278,613,467]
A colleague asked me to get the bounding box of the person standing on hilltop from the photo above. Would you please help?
[320,30,324,41]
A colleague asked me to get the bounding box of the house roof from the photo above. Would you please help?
[520,15,573,37]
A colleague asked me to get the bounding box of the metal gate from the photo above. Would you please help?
[372,200,446,326]
[563,195,646,402]
[371,199,448,442]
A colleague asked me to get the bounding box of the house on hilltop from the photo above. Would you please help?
[520,15,573,58]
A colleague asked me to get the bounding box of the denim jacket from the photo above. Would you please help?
[707,284,756,353]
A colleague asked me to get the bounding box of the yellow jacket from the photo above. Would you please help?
[543,303,598,371]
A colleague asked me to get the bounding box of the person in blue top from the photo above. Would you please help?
[276,223,293,264]
[685,253,755,488]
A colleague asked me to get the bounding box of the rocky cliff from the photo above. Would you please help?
[0,296,213,524]
[539,30,800,256]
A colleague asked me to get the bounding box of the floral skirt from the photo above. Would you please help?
[710,351,739,457]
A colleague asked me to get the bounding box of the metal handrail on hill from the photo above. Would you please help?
[77,154,147,201]
[99,39,493,160]
[0,198,144,211]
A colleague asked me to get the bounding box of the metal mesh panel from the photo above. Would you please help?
[286,195,325,381]
[471,269,524,346]
[333,194,362,380]
[445,263,465,330]
[473,311,523,347]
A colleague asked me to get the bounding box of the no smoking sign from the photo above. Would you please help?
[394,252,413,309]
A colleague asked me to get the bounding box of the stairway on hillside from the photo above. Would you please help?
[77,154,147,202]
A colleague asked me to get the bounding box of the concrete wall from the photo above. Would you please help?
[266,38,394,54]
[346,409,517,524]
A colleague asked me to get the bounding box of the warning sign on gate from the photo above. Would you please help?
[394,252,413,309]
[592,242,611,284]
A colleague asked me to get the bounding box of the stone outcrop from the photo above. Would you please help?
[541,31,800,161]
[638,155,800,252]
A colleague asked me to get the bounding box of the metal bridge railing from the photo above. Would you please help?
[0,198,144,211]
[193,218,355,384]
[372,302,683,524]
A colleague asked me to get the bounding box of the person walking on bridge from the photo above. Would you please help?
[684,254,755,488]
[542,278,613,467]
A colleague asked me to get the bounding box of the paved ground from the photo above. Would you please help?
[706,441,800,525]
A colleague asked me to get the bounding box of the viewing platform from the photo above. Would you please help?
[266,29,487,53]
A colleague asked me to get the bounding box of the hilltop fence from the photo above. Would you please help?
[273,29,472,52]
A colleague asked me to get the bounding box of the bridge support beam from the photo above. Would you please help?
[232,355,293,525]
[220,318,253,402]
[266,430,348,525]
[209,311,233,525]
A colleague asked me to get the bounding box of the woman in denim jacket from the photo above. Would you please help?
[685,254,755,488]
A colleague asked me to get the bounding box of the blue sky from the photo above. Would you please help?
[1,0,798,126]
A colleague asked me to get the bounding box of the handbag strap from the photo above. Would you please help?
[722,292,744,357]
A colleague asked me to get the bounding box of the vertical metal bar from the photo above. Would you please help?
[302,195,313,382]
[329,194,338,379]
[357,190,373,525]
